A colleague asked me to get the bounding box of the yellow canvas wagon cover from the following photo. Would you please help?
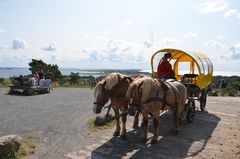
[151,48,213,90]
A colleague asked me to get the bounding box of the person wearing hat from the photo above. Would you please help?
[157,53,173,80]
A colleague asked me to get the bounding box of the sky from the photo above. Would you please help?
[0,0,240,74]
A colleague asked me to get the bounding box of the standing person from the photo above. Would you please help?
[219,79,226,96]
[33,72,39,81]
[157,53,173,80]
[237,84,240,96]
[33,72,40,85]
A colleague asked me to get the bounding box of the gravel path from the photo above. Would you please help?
[0,88,240,159]
[0,87,94,158]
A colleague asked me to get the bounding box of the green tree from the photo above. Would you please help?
[28,59,62,81]
[69,72,80,85]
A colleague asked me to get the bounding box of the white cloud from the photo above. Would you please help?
[207,40,226,49]
[41,42,58,51]
[143,40,152,48]
[162,38,178,45]
[184,32,198,40]
[123,21,134,25]
[12,37,28,49]
[83,35,92,39]
[0,45,10,49]
[83,39,150,63]
[229,43,240,59]
[0,28,5,34]
[101,31,112,34]
[198,0,228,13]
[224,9,240,18]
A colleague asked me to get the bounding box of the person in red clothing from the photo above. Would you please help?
[33,72,40,81]
[157,53,173,80]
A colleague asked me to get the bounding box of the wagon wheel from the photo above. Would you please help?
[46,87,51,93]
[200,92,207,112]
[187,99,195,123]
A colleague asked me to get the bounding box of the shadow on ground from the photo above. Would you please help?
[91,111,220,158]
[7,90,50,96]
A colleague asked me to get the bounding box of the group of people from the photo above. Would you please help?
[33,71,44,82]
[15,71,52,88]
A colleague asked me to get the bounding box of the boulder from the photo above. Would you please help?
[0,135,22,157]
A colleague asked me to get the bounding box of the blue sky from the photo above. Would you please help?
[0,0,240,73]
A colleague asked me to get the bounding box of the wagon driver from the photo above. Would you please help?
[157,53,174,80]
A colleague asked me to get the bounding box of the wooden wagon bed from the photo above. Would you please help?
[9,84,51,95]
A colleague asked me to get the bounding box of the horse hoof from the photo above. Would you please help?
[151,139,158,144]
[113,131,120,136]
[120,135,127,140]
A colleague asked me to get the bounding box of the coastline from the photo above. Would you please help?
[0,67,239,78]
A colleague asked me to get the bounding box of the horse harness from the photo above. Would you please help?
[143,80,179,110]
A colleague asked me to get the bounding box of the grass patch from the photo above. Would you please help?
[1,135,37,159]
[87,116,116,132]
[0,78,12,87]
[17,135,36,158]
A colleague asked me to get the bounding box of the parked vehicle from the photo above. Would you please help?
[9,75,52,95]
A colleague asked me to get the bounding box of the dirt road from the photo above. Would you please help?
[0,88,240,159]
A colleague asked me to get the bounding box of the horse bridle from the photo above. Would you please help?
[93,102,105,107]
[94,75,133,110]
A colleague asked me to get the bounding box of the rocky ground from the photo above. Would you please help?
[0,88,239,159]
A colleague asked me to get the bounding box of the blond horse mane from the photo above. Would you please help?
[126,76,146,99]
[141,77,160,102]
[94,72,126,100]
[100,72,126,90]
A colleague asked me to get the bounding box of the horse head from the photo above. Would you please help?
[93,80,109,114]
[126,80,144,116]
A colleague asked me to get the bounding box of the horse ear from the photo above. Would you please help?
[138,81,144,89]
[124,76,133,83]
[102,80,107,87]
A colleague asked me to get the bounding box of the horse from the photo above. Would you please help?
[125,76,145,128]
[126,77,187,143]
[93,72,133,139]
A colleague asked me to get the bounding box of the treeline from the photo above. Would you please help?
[0,59,111,88]
[210,76,240,96]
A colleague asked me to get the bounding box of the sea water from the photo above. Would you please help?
[0,67,104,78]
[1,68,239,78]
